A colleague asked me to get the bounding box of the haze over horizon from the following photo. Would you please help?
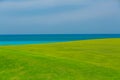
[0,0,120,34]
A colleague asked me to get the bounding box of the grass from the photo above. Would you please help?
[0,38,120,80]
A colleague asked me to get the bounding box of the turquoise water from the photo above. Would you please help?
[0,41,62,45]
[0,34,120,45]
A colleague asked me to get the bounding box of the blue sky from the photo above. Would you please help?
[0,0,120,34]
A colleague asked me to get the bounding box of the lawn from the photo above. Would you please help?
[0,38,120,80]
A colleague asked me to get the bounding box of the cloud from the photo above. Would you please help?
[0,0,120,34]
[0,0,119,24]
[0,0,92,10]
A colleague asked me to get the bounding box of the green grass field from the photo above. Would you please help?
[0,38,120,80]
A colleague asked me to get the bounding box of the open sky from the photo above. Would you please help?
[0,0,120,34]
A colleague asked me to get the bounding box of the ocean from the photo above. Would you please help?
[0,34,120,45]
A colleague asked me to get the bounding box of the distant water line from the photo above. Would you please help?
[0,34,120,45]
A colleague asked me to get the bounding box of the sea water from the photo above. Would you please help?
[0,34,120,45]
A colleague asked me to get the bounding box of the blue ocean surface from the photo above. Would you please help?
[0,41,65,45]
[0,34,120,45]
